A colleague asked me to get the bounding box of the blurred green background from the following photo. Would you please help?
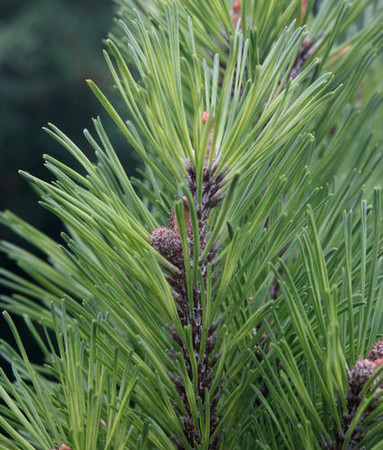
[0,0,137,375]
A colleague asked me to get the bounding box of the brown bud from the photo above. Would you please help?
[349,359,377,394]
[59,445,72,450]
[297,0,307,20]
[230,1,241,28]
[368,340,383,361]
[150,227,183,265]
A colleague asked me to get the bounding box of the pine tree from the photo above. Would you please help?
[1,1,382,449]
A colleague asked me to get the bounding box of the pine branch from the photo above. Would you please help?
[0,1,382,449]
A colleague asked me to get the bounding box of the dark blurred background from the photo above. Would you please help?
[0,0,137,376]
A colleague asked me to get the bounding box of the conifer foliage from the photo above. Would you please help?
[1,0,383,449]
